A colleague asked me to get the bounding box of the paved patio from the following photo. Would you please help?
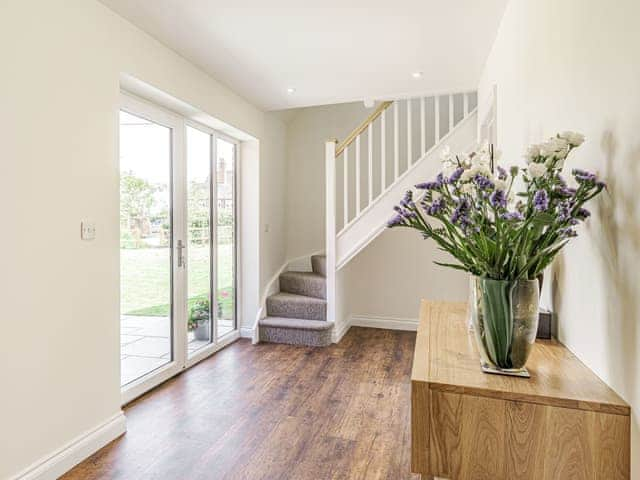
[121,315,234,385]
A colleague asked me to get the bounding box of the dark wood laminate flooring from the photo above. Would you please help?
[62,327,419,480]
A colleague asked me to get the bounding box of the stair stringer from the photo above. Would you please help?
[335,110,477,270]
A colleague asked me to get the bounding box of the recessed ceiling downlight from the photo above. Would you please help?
[287,87,296,94]
[412,71,423,78]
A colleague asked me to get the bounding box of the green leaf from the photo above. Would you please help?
[434,261,469,272]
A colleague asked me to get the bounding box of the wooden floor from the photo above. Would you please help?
[63,327,419,480]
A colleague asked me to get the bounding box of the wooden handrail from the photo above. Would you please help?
[335,101,393,157]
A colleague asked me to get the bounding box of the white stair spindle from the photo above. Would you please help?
[324,141,336,325]
[343,146,349,227]
[407,99,412,167]
[368,123,373,203]
[355,135,361,215]
[434,96,440,142]
[393,102,399,179]
[381,110,386,192]
[420,97,426,155]
[448,94,454,131]
[463,92,469,116]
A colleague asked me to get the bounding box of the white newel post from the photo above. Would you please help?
[325,141,337,338]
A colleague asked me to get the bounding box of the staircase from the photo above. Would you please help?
[325,91,478,340]
[256,91,477,346]
[259,255,332,347]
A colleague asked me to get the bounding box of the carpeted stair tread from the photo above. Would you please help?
[259,316,332,330]
[279,271,326,299]
[266,292,326,321]
[311,255,327,277]
[259,318,333,347]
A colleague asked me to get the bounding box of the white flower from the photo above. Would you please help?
[460,183,474,195]
[494,179,508,191]
[528,162,547,179]
[471,155,490,171]
[547,137,569,156]
[559,131,585,147]
[460,168,475,182]
[524,144,541,164]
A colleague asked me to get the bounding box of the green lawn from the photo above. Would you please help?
[121,245,234,318]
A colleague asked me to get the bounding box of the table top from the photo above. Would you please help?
[411,300,630,416]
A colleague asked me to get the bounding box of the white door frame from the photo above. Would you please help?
[119,92,241,404]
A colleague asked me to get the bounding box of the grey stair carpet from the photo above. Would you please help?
[279,271,326,299]
[259,317,333,347]
[266,292,326,321]
[311,255,326,277]
[261,254,332,347]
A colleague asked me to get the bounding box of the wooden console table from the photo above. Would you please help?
[411,300,630,480]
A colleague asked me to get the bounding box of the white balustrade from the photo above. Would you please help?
[330,91,476,234]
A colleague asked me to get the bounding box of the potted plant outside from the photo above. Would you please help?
[189,298,211,341]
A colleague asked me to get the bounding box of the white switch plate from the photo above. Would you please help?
[81,221,96,240]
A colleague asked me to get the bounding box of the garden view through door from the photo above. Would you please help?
[120,95,239,393]
[119,110,174,387]
[185,128,237,357]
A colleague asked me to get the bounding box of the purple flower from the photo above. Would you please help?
[416,181,440,190]
[576,207,591,219]
[417,174,446,190]
[386,214,405,228]
[489,189,507,209]
[500,211,524,221]
[572,168,597,183]
[556,186,577,199]
[447,167,464,184]
[400,190,413,207]
[451,198,470,224]
[497,166,508,180]
[559,227,578,238]
[428,197,446,215]
[473,174,494,190]
[533,189,549,211]
[557,200,572,221]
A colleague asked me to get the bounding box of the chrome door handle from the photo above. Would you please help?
[177,240,185,267]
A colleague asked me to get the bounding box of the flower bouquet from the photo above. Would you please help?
[387,132,605,375]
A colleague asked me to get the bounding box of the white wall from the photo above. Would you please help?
[478,0,640,475]
[0,1,286,478]
[260,115,288,291]
[284,102,371,259]
[344,229,468,321]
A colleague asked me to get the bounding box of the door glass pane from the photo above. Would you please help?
[119,110,172,386]
[186,126,212,355]
[216,138,236,337]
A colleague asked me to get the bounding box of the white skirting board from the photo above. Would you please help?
[239,326,254,339]
[11,412,126,480]
[350,314,420,331]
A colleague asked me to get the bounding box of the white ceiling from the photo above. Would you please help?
[101,0,507,111]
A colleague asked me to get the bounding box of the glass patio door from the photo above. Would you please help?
[185,126,238,362]
[119,93,239,402]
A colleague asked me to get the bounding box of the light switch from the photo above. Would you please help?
[264,223,270,233]
[81,221,96,240]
